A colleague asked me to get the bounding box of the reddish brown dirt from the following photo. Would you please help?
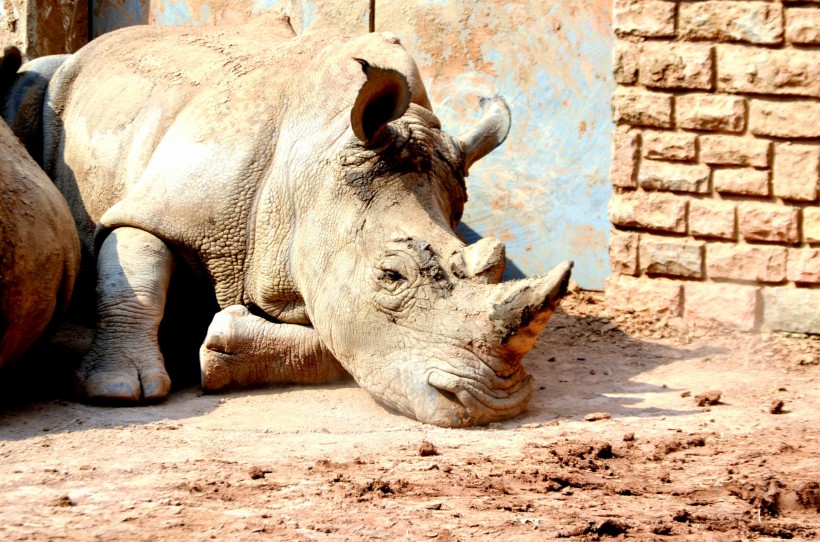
[0,291,818,541]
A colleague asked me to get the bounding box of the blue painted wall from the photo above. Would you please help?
[91,0,614,288]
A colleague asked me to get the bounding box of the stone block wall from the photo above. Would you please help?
[608,0,820,334]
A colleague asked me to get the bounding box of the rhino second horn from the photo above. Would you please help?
[462,237,506,284]
[455,96,512,174]
[488,261,573,360]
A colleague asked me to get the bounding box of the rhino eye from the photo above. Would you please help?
[380,269,406,283]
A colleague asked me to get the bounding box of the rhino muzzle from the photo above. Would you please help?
[383,261,573,428]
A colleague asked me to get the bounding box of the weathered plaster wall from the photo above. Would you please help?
[1,0,87,59]
[377,1,614,287]
[0,0,27,54]
[92,0,371,37]
[89,0,614,288]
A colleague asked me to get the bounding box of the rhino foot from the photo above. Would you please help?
[77,343,171,403]
[200,305,348,392]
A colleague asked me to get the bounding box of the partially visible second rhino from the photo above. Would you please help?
[1,18,571,427]
[0,48,79,370]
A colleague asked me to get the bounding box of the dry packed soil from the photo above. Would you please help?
[0,291,818,541]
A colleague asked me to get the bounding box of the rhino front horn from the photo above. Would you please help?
[488,261,573,360]
[456,96,512,174]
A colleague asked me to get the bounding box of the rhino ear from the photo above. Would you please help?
[456,96,511,174]
[351,58,410,146]
[1,46,23,91]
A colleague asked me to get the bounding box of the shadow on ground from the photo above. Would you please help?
[0,289,724,441]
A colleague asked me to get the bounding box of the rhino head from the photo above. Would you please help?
[288,59,572,428]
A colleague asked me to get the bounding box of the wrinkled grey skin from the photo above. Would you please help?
[1,17,571,427]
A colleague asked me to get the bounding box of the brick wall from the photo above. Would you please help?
[608,0,820,334]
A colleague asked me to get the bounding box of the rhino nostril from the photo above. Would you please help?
[432,385,460,406]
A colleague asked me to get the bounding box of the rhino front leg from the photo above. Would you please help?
[200,306,348,391]
[76,227,174,403]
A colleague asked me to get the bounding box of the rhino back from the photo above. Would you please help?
[0,118,80,368]
[1,53,69,166]
[42,21,431,309]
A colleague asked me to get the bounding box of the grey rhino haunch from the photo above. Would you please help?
[1,17,572,427]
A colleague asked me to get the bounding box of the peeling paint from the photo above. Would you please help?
[378,1,614,288]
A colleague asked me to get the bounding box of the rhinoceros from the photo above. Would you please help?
[0,48,80,369]
[1,16,572,427]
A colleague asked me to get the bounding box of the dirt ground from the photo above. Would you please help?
[0,290,818,541]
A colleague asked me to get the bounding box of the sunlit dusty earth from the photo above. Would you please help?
[0,291,818,541]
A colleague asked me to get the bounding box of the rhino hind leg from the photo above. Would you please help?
[200,306,348,392]
[76,227,174,403]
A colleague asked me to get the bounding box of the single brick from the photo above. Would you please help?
[613,0,676,38]
[639,160,710,193]
[609,191,688,233]
[787,248,820,283]
[713,168,769,196]
[706,243,788,282]
[805,207,820,244]
[689,199,736,240]
[684,282,759,332]
[679,1,783,45]
[638,42,713,90]
[717,45,820,98]
[738,202,800,243]
[609,229,640,276]
[639,235,704,278]
[611,126,640,188]
[773,143,820,201]
[605,275,683,315]
[613,87,673,128]
[642,130,697,161]
[762,287,820,334]
[699,135,770,168]
[750,99,820,138]
[677,94,746,132]
[613,40,639,84]
[786,7,820,45]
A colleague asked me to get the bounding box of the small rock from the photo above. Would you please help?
[623,432,635,442]
[798,354,817,366]
[52,495,75,507]
[602,322,618,332]
[248,466,271,480]
[769,399,785,415]
[577,356,586,361]
[680,391,691,398]
[694,390,721,407]
[419,440,438,457]
[589,369,596,375]
[584,412,611,422]
[548,356,556,362]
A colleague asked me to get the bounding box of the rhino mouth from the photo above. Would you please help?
[424,366,533,427]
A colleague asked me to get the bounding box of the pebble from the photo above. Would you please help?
[584,412,611,422]
[769,399,785,415]
[694,390,721,407]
